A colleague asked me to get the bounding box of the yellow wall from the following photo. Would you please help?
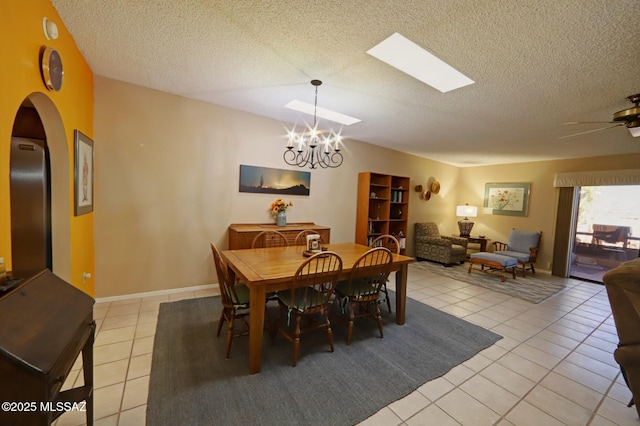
[457,155,640,271]
[0,0,95,294]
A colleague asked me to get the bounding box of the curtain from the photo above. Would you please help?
[552,187,578,277]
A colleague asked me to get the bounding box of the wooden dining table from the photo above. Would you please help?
[221,242,414,374]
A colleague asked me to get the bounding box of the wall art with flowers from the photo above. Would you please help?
[483,182,531,216]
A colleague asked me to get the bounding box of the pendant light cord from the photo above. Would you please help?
[313,84,318,128]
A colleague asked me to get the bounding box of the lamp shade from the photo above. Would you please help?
[456,205,478,218]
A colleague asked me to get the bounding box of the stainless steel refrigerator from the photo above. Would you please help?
[9,137,52,274]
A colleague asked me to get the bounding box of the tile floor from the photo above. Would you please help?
[54,263,639,426]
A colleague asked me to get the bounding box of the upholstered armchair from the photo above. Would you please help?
[603,258,640,418]
[414,222,468,265]
[493,229,542,277]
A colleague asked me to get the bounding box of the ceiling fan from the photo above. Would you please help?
[560,93,640,139]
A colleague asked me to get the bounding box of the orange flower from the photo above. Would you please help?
[269,199,293,215]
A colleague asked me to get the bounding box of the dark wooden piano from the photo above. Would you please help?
[0,269,95,425]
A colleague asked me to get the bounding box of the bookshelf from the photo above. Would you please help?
[355,172,410,253]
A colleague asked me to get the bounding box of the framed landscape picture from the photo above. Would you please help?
[484,182,530,216]
[239,165,310,196]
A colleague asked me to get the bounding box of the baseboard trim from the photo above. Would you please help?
[96,283,219,304]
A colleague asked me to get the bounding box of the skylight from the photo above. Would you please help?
[284,100,361,126]
[367,32,474,93]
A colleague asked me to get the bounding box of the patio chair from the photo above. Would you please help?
[592,224,632,249]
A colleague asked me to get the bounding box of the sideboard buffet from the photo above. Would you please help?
[228,223,331,249]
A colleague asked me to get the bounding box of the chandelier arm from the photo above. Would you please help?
[284,149,307,168]
[315,154,328,169]
[318,151,342,169]
[318,151,332,169]
[298,151,310,168]
[328,151,343,168]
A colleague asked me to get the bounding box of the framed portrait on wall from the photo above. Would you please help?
[74,130,94,216]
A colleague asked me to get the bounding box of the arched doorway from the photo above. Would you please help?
[10,103,51,273]
[9,94,71,281]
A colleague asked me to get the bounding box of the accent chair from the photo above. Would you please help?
[493,229,542,277]
[414,222,468,265]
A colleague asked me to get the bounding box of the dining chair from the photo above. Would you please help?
[370,234,400,313]
[294,230,324,246]
[210,243,251,359]
[334,247,393,345]
[251,230,289,248]
[274,251,343,366]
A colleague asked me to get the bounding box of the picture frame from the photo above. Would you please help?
[484,182,530,217]
[239,164,310,196]
[306,234,321,252]
[74,130,94,216]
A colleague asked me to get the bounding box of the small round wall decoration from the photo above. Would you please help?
[431,180,441,194]
[422,190,431,201]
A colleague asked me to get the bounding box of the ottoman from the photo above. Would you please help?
[468,252,518,282]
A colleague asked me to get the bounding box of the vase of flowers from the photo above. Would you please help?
[270,198,293,226]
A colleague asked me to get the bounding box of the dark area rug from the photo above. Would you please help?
[147,293,501,426]
[412,260,567,303]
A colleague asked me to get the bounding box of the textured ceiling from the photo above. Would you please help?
[51,0,640,166]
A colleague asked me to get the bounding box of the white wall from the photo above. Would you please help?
[95,76,640,297]
[94,76,458,297]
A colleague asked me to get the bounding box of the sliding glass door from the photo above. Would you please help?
[570,185,640,283]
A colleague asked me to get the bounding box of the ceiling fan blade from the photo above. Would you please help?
[564,121,617,125]
[559,123,625,139]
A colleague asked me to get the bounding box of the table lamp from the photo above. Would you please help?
[456,203,478,237]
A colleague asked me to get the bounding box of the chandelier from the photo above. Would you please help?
[283,80,344,169]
